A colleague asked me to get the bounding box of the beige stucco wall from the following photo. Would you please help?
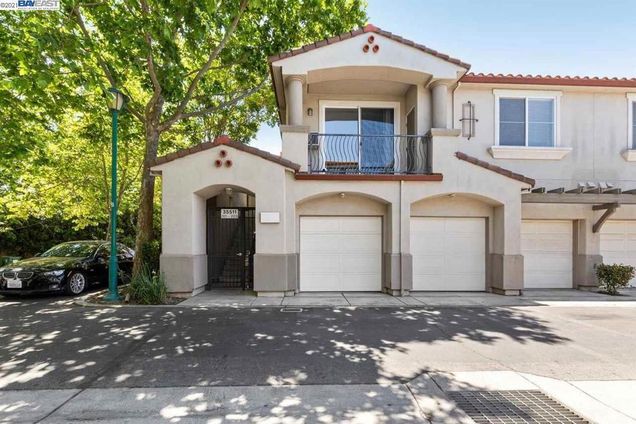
[154,146,293,294]
[153,133,533,296]
[454,85,636,189]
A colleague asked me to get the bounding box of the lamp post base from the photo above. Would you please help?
[103,291,121,302]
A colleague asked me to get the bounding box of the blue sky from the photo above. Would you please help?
[253,0,636,153]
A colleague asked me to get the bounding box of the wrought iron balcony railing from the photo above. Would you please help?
[308,133,432,175]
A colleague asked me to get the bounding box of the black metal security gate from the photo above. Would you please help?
[207,206,255,289]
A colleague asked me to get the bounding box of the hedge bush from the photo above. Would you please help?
[596,263,635,295]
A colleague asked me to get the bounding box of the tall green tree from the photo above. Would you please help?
[0,0,367,271]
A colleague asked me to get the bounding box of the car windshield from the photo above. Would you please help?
[40,242,99,258]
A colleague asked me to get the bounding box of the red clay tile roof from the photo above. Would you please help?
[461,73,636,88]
[268,24,471,69]
[153,136,301,171]
[455,151,535,187]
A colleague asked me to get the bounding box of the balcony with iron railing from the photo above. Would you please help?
[307,133,432,175]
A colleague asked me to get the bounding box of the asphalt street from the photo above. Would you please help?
[2,294,636,392]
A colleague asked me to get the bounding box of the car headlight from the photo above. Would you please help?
[42,270,65,277]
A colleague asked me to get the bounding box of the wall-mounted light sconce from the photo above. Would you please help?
[307,108,313,117]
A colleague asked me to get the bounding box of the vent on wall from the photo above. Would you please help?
[460,101,477,139]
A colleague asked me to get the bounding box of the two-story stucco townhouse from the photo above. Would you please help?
[151,24,636,297]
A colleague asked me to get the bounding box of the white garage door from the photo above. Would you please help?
[411,217,486,291]
[522,220,572,289]
[601,221,636,287]
[300,216,382,291]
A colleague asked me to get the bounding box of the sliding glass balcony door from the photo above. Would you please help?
[323,106,395,173]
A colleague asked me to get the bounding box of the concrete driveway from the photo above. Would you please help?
[1,294,636,422]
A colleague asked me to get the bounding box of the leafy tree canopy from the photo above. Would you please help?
[0,0,367,258]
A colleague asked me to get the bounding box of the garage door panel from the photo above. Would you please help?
[301,218,340,232]
[522,220,573,289]
[411,217,486,291]
[301,234,338,252]
[413,236,445,254]
[342,217,380,232]
[342,254,381,274]
[445,253,484,270]
[300,216,382,292]
[412,218,444,234]
[300,254,340,273]
[341,234,382,252]
[413,256,444,274]
[445,236,485,255]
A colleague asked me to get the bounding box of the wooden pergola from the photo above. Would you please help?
[522,185,636,233]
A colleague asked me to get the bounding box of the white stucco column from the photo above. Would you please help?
[287,75,304,126]
[417,84,432,134]
[431,81,450,129]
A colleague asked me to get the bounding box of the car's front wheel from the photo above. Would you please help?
[66,271,86,296]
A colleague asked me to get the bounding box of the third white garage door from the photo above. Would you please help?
[411,217,486,291]
[601,221,636,287]
[522,220,573,289]
[299,216,382,292]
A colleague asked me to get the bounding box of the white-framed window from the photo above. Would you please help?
[494,90,561,147]
[628,93,636,150]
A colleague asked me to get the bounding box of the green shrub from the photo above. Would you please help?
[138,239,161,274]
[128,266,168,304]
[596,263,635,295]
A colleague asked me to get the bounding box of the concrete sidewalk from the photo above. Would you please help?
[4,372,634,423]
[177,288,636,308]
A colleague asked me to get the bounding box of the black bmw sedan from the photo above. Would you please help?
[0,241,134,296]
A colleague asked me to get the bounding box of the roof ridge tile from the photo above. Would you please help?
[461,72,636,88]
[153,136,301,171]
[455,151,535,186]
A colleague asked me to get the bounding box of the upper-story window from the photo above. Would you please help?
[494,90,561,148]
[500,98,554,147]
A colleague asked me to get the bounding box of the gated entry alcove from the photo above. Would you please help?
[206,188,256,289]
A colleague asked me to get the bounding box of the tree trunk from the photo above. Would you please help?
[133,97,164,275]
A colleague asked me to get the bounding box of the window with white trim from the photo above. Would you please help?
[499,97,556,147]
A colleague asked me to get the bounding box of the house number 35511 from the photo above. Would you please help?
[220,209,239,219]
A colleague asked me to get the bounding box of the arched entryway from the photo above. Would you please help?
[205,187,255,290]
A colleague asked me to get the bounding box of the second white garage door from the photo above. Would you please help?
[522,220,573,289]
[411,217,486,291]
[601,221,636,287]
[300,216,382,292]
